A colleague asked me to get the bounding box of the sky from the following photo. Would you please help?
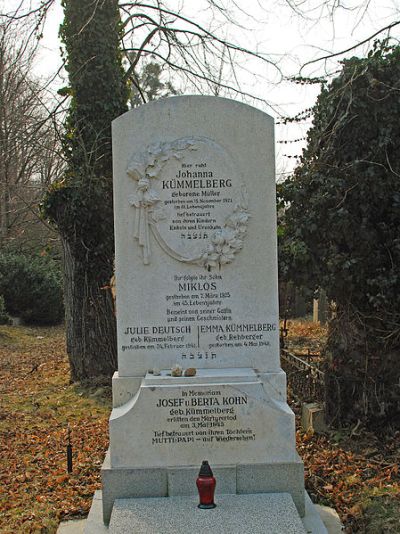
[4,0,400,176]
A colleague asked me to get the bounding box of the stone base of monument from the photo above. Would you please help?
[101,450,306,523]
[87,368,329,533]
[85,490,328,533]
[101,368,306,522]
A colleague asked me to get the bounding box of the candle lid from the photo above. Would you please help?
[198,460,214,477]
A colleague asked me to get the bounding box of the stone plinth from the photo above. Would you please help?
[110,368,295,467]
[109,494,307,534]
[102,368,304,523]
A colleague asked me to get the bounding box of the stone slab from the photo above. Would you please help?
[81,490,335,534]
[303,493,330,534]
[111,368,289,407]
[84,491,109,534]
[143,367,258,385]
[301,403,327,433]
[314,503,342,534]
[57,519,85,534]
[109,493,306,533]
[237,458,305,516]
[101,451,305,525]
[112,96,279,377]
[102,451,168,524]
[112,372,142,408]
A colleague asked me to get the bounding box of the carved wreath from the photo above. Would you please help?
[127,137,250,268]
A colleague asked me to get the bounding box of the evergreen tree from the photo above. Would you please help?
[128,55,178,108]
[280,43,400,428]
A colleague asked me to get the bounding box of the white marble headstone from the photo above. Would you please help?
[112,96,279,376]
[97,97,307,527]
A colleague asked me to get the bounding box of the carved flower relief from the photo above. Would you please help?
[128,177,160,208]
[145,150,171,178]
[201,205,249,269]
[126,140,198,211]
[126,138,250,267]
[225,207,250,229]
[142,139,197,179]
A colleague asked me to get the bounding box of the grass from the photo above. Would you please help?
[358,489,400,533]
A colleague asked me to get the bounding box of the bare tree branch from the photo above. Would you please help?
[0,19,63,251]
[300,19,400,74]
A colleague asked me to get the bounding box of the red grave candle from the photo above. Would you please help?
[196,460,217,509]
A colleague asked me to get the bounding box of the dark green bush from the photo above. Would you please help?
[0,253,64,325]
[280,43,400,427]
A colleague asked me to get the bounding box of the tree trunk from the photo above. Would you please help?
[0,185,8,246]
[62,237,117,381]
[44,0,128,383]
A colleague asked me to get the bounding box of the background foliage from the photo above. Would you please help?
[0,252,63,325]
[279,42,400,427]
[128,55,178,108]
[0,21,62,256]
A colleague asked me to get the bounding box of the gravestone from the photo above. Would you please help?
[313,289,328,325]
[87,96,326,533]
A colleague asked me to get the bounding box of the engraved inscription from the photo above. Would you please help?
[126,137,250,267]
[151,388,256,446]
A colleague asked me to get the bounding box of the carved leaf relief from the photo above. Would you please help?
[126,137,250,268]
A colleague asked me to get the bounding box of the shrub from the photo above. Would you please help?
[0,253,64,325]
[280,42,400,427]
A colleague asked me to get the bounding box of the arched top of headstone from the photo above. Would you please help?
[113,94,274,126]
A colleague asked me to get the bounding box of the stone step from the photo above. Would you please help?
[64,491,342,534]
[107,493,324,534]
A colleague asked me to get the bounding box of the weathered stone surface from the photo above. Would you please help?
[301,402,327,433]
[85,490,332,534]
[112,96,279,377]
[167,465,236,497]
[110,368,297,468]
[101,451,168,524]
[109,493,307,534]
[237,459,305,516]
[84,491,108,534]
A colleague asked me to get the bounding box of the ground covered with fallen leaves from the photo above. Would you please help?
[0,326,110,533]
[282,318,328,360]
[0,322,399,533]
[286,319,400,533]
[299,428,400,532]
